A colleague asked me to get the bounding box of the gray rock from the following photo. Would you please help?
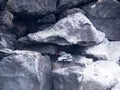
[0,33,18,50]
[19,12,105,46]
[53,61,120,90]
[83,39,120,63]
[6,0,57,16]
[0,50,52,90]
[57,0,95,11]
[0,10,14,32]
[21,44,58,55]
[37,14,56,24]
[59,8,85,19]
[82,0,120,40]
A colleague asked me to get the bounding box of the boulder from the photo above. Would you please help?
[6,0,57,16]
[0,10,14,32]
[19,12,105,46]
[53,61,120,90]
[82,0,120,40]
[0,50,52,90]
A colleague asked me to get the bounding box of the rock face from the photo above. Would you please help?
[83,0,120,40]
[19,12,105,46]
[0,33,17,50]
[57,0,94,11]
[7,0,57,16]
[0,10,14,32]
[0,50,52,90]
[83,39,120,63]
[53,61,120,90]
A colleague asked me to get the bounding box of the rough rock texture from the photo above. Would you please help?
[0,33,17,50]
[19,12,105,46]
[0,0,120,90]
[0,10,14,32]
[82,0,120,40]
[57,0,95,11]
[53,61,120,90]
[83,39,120,63]
[7,0,57,16]
[0,50,52,90]
[59,8,85,19]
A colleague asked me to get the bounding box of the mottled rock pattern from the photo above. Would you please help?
[0,33,17,50]
[19,12,105,46]
[7,0,57,16]
[83,0,120,40]
[0,10,13,32]
[53,61,120,90]
[0,50,52,90]
[83,39,120,63]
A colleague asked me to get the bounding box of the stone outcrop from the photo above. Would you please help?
[19,12,105,46]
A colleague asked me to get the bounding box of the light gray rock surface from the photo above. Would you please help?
[83,39,120,63]
[0,33,17,50]
[19,12,105,46]
[53,61,120,90]
[0,50,52,90]
[82,0,120,40]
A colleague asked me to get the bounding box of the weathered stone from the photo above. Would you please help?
[0,33,18,50]
[19,12,105,46]
[0,10,14,32]
[59,8,85,19]
[83,39,120,63]
[53,61,120,90]
[7,0,57,16]
[57,0,95,11]
[0,50,52,90]
[82,0,120,40]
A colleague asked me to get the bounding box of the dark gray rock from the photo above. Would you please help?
[0,10,14,32]
[37,14,56,24]
[0,0,8,10]
[57,0,95,11]
[0,33,18,50]
[53,61,120,90]
[59,8,85,19]
[19,12,105,46]
[0,50,52,90]
[82,0,120,40]
[21,44,58,55]
[7,0,57,16]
